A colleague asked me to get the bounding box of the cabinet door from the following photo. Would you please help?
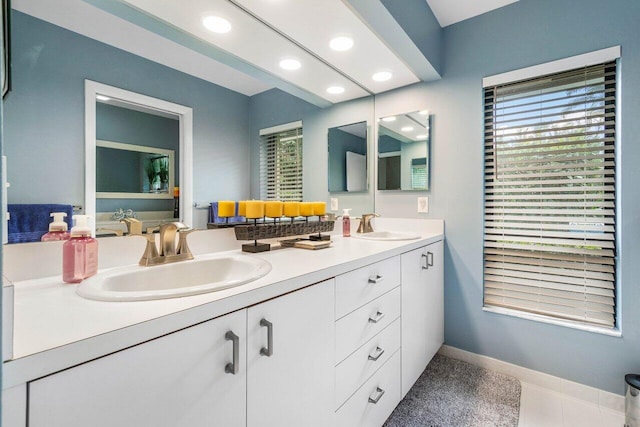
[247,279,335,427]
[401,240,444,397]
[29,310,247,427]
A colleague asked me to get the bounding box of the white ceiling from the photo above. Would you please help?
[13,0,519,105]
[426,0,519,27]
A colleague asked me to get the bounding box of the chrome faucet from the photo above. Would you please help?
[139,222,195,266]
[357,213,379,234]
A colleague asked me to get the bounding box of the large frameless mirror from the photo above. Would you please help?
[377,110,431,191]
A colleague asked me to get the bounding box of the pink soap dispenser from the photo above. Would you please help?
[63,215,98,283]
[342,209,351,237]
[41,212,71,242]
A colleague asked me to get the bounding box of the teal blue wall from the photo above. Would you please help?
[427,0,640,394]
[4,11,251,212]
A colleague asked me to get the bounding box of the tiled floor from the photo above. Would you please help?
[518,382,625,427]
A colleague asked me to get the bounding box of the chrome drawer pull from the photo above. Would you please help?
[368,346,385,361]
[368,387,385,404]
[421,253,429,270]
[368,311,385,324]
[368,274,384,284]
[427,251,434,267]
[259,318,273,357]
[224,331,239,375]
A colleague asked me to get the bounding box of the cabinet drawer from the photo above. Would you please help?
[335,287,400,363]
[335,350,401,427]
[335,256,400,320]
[335,318,400,409]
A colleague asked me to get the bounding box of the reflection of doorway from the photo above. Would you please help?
[378,155,400,190]
[346,151,366,192]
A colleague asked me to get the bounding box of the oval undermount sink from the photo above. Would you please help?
[77,254,272,302]
[352,231,420,241]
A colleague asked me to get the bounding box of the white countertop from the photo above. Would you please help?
[3,218,443,387]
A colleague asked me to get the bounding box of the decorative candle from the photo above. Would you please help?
[265,201,284,218]
[312,202,326,216]
[245,200,265,219]
[283,201,300,218]
[299,202,314,217]
[218,200,235,218]
[238,200,247,217]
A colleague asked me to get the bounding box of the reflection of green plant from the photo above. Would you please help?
[145,159,157,189]
[158,156,169,185]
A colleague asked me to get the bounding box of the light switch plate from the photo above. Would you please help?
[330,198,338,211]
[417,197,429,213]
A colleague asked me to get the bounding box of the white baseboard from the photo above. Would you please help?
[438,345,625,413]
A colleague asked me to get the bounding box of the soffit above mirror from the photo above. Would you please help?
[13,0,517,106]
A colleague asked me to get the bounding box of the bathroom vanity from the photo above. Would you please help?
[2,219,443,427]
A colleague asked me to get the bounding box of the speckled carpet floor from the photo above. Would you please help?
[384,354,521,427]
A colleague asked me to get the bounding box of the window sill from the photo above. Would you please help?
[482,306,622,338]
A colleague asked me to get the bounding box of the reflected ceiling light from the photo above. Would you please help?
[416,134,428,139]
[96,95,110,101]
[401,126,414,132]
[382,116,396,122]
[418,110,429,115]
[326,86,345,94]
[279,58,301,70]
[372,71,392,82]
[202,16,232,34]
[329,36,354,51]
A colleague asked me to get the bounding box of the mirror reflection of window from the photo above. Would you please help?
[259,121,303,201]
[377,111,430,191]
[328,121,368,192]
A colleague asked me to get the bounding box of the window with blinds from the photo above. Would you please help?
[483,61,617,329]
[260,124,303,201]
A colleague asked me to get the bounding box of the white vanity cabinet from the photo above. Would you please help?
[334,257,402,426]
[26,279,335,427]
[247,279,335,427]
[401,240,444,396]
[28,309,248,427]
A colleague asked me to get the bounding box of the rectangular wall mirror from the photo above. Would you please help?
[377,110,431,191]
[96,140,175,199]
[328,121,368,192]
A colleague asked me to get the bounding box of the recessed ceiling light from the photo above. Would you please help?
[418,110,429,115]
[381,116,396,122]
[326,86,345,94]
[96,95,110,101]
[279,59,301,70]
[329,36,354,51]
[401,126,414,132]
[416,134,428,139]
[202,16,232,34]
[372,71,392,82]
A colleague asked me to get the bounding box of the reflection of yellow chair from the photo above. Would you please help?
[120,218,142,235]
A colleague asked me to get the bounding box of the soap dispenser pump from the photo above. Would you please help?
[41,212,71,242]
[342,208,352,237]
[63,215,98,283]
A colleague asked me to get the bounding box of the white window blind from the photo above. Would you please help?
[483,61,617,328]
[260,125,303,201]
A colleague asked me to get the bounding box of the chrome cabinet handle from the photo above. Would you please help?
[422,253,429,270]
[259,318,273,357]
[368,387,385,404]
[224,331,239,375]
[368,346,385,361]
[368,311,385,323]
[427,251,434,267]
[368,274,384,284]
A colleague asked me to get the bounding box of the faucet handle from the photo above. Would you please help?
[176,227,196,259]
